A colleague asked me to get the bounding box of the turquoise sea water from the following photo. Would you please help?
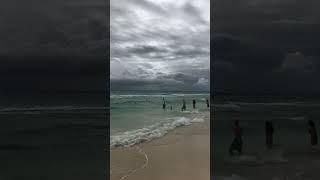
[110,91,210,147]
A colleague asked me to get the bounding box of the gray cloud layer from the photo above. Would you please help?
[0,0,108,94]
[213,0,320,94]
[0,0,108,56]
[111,0,210,91]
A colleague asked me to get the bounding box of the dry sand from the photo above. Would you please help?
[111,118,210,180]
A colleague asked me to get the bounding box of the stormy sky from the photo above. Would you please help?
[110,0,210,92]
[0,0,108,94]
[213,0,320,94]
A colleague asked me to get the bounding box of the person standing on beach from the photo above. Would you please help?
[181,99,186,111]
[170,106,172,110]
[308,120,318,146]
[193,99,196,109]
[162,98,166,111]
[206,99,210,108]
[229,120,243,156]
[265,121,274,149]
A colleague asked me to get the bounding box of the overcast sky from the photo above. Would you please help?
[0,0,107,94]
[213,0,320,94]
[110,0,210,92]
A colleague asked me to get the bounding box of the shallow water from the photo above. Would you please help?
[213,95,320,179]
[110,91,210,147]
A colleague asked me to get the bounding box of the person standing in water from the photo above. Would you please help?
[181,99,186,111]
[206,99,210,108]
[192,99,196,109]
[308,120,318,146]
[229,120,243,156]
[162,98,166,111]
[265,121,274,149]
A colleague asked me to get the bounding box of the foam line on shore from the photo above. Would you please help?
[119,146,149,180]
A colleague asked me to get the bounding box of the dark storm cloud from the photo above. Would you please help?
[0,0,108,93]
[0,0,108,56]
[111,0,210,91]
[111,75,206,92]
[128,45,169,55]
[129,0,168,15]
[213,0,320,94]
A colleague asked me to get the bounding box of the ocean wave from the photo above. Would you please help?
[110,116,203,147]
[213,103,241,111]
[0,106,106,113]
[288,116,307,121]
[259,148,288,163]
[111,93,208,99]
[14,122,108,135]
[0,144,38,150]
[233,102,296,106]
[213,101,320,112]
[171,93,209,97]
[111,94,167,98]
[225,148,288,165]
[191,117,205,123]
[227,101,320,107]
[181,109,200,114]
[215,174,247,180]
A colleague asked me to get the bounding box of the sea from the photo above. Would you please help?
[213,95,320,180]
[0,92,107,180]
[110,90,210,147]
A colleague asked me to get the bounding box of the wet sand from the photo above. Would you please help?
[111,115,210,180]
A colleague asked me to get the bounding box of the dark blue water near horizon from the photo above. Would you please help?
[0,91,108,180]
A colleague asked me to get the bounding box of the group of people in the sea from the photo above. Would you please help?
[229,119,318,156]
[162,98,210,111]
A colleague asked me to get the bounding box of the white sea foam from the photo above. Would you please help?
[214,103,241,110]
[289,116,306,121]
[0,106,105,112]
[259,148,288,163]
[191,117,205,123]
[111,116,200,147]
[234,102,297,106]
[226,148,288,165]
[226,155,260,165]
[228,101,320,107]
[181,109,200,114]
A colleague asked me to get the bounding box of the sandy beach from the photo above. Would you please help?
[110,113,210,180]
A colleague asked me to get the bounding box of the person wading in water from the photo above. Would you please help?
[162,98,166,111]
[181,99,186,111]
[193,99,196,109]
[308,120,318,146]
[265,121,274,149]
[229,120,243,156]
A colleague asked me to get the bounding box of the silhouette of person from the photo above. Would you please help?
[162,98,166,111]
[170,106,172,110]
[229,120,243,156]
[265,121,274,149]
[308,120,318,146]
[193,99,196,109]
[181,99,186,111]
[206,99,210,108]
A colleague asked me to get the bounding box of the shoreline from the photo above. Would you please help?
[110,112,210,180]
[213,137,320,180]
